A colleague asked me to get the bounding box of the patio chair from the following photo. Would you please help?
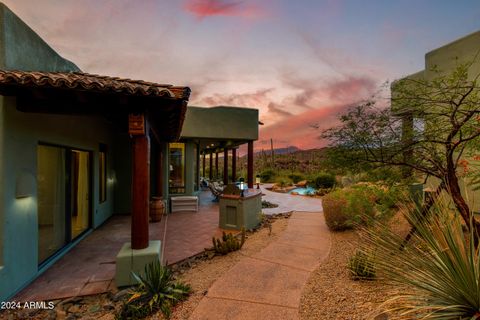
[208,182,224,202]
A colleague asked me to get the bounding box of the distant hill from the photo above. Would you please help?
[256,146,301,155]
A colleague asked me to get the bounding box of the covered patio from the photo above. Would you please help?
[14,190,222,302]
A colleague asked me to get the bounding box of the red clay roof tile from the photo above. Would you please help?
[0,70,190,100]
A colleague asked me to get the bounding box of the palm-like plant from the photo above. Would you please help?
[365,199,480,319]
[117,260,191,319]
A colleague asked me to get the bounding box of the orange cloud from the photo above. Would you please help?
[184,0,264,19]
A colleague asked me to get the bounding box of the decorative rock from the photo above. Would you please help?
[296,180,308,187]
[103,303,115,311]
[112,288,131,302]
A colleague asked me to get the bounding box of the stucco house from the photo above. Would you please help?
[392,31,480,213]
[0,3,258,301]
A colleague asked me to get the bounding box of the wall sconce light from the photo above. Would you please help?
[16,170,35,199]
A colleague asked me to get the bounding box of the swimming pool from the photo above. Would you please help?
[288,186,316,195]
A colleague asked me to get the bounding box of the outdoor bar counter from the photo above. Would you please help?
[219,189,262,230]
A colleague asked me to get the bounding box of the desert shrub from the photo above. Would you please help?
[287,172,305,183]
[322,190,350,230]
[260,169,276,182]
[117,260,191,319]
[212,229,246,255]
[311,173,336,189]
[351,183,407,219]
[348,250,376,280]
[275,176,292,188]
[322,188,375,231]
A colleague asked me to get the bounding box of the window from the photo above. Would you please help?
[99,144,107,203]
[169,143,185,194]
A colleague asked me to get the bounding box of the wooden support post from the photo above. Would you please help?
[157,143,163,197]
[202,153,206,178]
[131,134,150,250]
[232,148,237,182]
[215,152,219,180]
[223,149,229,185]
[209,153,213,180]
[247,141,254,188]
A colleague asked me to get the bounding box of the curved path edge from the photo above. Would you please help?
[189,211,331,320]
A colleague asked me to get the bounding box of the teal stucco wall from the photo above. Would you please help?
[0,97,116,301]
[181,106,258,141]
[0,3,79,72]
[0,3,115,301]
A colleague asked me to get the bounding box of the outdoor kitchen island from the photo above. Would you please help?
[218,188,262,230]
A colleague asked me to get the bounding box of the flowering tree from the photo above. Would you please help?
[322,62,480,236]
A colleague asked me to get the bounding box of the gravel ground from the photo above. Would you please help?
[299,212,411,320]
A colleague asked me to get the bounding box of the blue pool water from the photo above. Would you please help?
[288,186,316,195]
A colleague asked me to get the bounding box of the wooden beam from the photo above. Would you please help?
[223,149,229,185]
[131,131,150,250]
[247,141,254,188]
[232,148,237,182]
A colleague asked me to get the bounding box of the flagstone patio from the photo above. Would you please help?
[13,186,324,303]
[14,191,222,302]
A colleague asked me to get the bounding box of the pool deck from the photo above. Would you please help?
[261,184,323,215]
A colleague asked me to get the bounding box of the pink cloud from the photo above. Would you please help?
[183,0,264,19]
[258,103,352,151]
[193,75,377,150]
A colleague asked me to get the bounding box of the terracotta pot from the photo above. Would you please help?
[150,197,164,222]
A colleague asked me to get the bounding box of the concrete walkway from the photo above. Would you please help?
[189,211,331,320]
[261,184,323,215]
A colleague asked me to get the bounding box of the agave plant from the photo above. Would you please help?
[116,260,191,319]
[364,198,480,319]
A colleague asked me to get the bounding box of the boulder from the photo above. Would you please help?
[296,180,308,187]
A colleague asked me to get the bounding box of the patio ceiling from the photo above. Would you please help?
[0,70,191,140]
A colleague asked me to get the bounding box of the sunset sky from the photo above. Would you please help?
[3,0,480,150]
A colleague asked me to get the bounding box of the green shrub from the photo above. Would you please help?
[287,172,305,183]
[348,250,376,280]
[117,260,191,319]
[322,188,376,231]
[275,176,292,188]
[260,169,276,182]
[311,173,336,189]
[351,183,406,218]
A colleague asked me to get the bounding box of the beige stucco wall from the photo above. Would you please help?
[392,30,480,214]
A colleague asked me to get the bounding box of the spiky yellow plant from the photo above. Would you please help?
[364,198,480,319]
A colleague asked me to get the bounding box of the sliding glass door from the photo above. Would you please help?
[37,145,91,265]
